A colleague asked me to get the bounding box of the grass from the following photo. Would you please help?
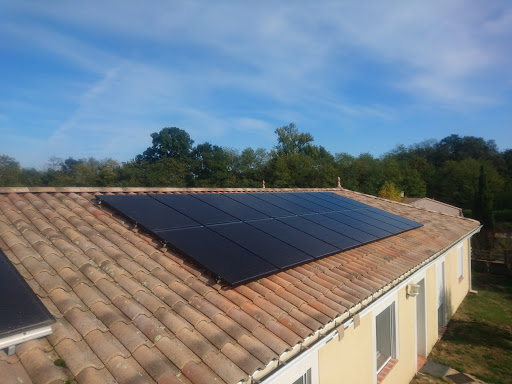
[427,272,512,384]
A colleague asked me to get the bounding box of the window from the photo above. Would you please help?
[376,303,396,372]
[292,368,311,384]
[457,245,464,280]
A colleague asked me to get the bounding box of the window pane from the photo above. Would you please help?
[292,368,311,384]
[376,304,394,371]
[458,246,464,278]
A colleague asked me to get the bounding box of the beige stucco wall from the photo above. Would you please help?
[445,238,470,319]
[381,286,416,384]
[316,239,471,384]
[318,314,374,384]
[426,265,438,353]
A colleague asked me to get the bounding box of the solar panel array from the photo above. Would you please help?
[0,249,55,340]
[98,192,422,285]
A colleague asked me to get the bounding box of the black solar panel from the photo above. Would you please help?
[97,192,422,285]
[365,207,422,229]
[98,194,199,231]
[278,216,361,250]
[249,193,315,215]
[193,193,268,221]
[157,227,278,285]
[211,222,313,268]
[0,249,55,341]
[152,194,239,225]
[225,193,294,218]
[248,219,340,259]
[276,193,332,213]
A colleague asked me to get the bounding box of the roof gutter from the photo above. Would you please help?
[253,224,482,384]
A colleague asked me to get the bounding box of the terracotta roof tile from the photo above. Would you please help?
[175,328,217,359]
[84,329,130,364]
[237,333,277,364]
[153,285,186,308]
[34,271,71,294]
[19,347,70,384]
[95,278,128,301]
[53,338,103,376]
[75,366,117,384]
[132,344,179,381]
[182,361,226,384]
[213,312,252,342]
[155,307,193,335]
[65,307,108,336]
[155,336,201,370]
[0,187,480,384]
[133,314,166,343]
[265,319,302,347]
[194,320,232,350]
[49,288,84,314]
[202,350,246,383]
[0,359,32,384]
[189,296,222,319]
[47,317,82,346]
[105,355,154,384]
[110,321,152,353]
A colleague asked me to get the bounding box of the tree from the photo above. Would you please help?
[274,123,314,155]
[236,148,270,187]
[473,165,494,229]
[139,127,194,162]
[378,181,402,201]
[0,155,22,186]
[191,143,236,187]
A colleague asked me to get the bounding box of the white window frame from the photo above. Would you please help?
[262,345,319,384]
[457,244,464,280]
[292,368,312,384]
[372,292,399,378]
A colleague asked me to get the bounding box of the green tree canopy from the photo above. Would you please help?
[139,127,194,162]
[274,123,314,155]
[377,181,402,202]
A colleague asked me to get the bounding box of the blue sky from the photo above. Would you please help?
[1,1,511,168]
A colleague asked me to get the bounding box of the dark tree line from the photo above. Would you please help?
[2,125,511,216]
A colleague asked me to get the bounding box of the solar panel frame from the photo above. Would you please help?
[0,249,55,339]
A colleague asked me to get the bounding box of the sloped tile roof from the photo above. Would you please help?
[0,187,480,384]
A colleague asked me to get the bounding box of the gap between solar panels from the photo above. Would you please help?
[97,192,422,286]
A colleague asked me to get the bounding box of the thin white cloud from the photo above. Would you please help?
[1,0,512,167]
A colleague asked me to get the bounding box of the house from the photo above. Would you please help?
[405,197,464,217]
[0,187,480,384]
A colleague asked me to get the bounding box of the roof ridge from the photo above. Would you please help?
[337,190,479,225]
[420,197,463,210]
[0,187,343,194]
